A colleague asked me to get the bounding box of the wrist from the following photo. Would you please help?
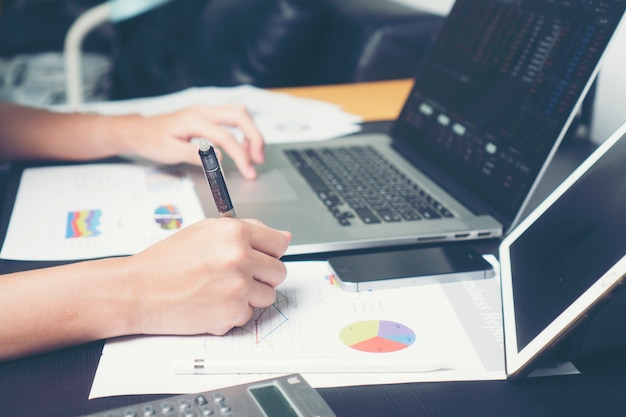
[81,112,143,159]
[102,113,145,158]
[76,256,142,339]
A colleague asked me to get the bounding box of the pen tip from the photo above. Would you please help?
[199,139,211,152]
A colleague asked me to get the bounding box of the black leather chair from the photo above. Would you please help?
[105,0,443,99]
[0,0,443,100]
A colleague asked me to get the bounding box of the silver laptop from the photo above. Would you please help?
[192,0,626,256]
[499,121,626,380]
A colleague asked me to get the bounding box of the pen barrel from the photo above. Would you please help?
[199,146,236,218]
[205,168,236,217]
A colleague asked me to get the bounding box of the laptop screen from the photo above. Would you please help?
[392,0,626,224]
[498,122,626,379]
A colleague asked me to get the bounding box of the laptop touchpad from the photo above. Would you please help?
[229,169,298,203]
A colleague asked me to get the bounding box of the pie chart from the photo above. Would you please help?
[154,205,183,230]
[339,320,415,353]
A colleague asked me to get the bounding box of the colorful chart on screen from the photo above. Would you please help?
[154,205,183,230]
[339,320,415,353]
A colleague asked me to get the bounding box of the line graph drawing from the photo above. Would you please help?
[239,290,291,345]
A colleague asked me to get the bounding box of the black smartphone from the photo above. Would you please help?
[327,245,495,292]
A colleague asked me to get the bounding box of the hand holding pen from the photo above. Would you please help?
[198,139,237,218]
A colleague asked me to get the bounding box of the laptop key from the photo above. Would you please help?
[354,207,381,224]
[376,208,402,222]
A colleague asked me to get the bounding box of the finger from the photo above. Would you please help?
[246,221,292,259]
[247,279,279,309]
[201,105,265,164]
[210,129,258,180]
[247,249,288,288]
[182,118,258,179]
[231,113,265,165]
[164,139,203,166]
[214,304,256,334]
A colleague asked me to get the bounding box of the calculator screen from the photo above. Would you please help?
[249,384,300,417]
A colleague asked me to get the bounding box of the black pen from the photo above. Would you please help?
[198,139,237,218]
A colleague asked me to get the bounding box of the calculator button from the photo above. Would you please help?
[141,405,156,417]
[122,409,137,417]
[198,405,214,416]
[159,402,174,413]
[211,393,225,403]
[194,395,209,406]
[178,399,192,411]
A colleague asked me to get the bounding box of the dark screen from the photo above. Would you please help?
[394,0,625,220]
[509,132,626,352]
[250,385,300,417]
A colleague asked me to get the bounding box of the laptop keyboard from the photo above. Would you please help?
[284,146,455,226]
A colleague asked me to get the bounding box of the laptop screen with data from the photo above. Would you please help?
[392,0,626,225]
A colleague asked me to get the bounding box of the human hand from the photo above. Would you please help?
[123,104,264,179]
[126,218,291,336]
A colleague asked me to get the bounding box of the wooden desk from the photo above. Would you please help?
[271,79,413,122]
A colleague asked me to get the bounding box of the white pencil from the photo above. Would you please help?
[172,357,453,375]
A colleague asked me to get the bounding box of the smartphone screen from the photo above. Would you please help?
[328,245,495,292]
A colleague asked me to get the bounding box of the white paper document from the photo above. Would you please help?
[89,260,506,398]
[74,85,363,144]
[0,163,205,261]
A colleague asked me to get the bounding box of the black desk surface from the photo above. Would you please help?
[2,124,626,417]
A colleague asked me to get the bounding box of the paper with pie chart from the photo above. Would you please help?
[0,163,205,261]
[91,260,506,398]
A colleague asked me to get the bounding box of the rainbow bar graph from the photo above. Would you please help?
[66,209,102,238]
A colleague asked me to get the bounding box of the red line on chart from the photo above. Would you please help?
[241,290,290,344]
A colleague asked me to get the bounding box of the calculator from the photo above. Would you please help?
[80,374,337,417]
